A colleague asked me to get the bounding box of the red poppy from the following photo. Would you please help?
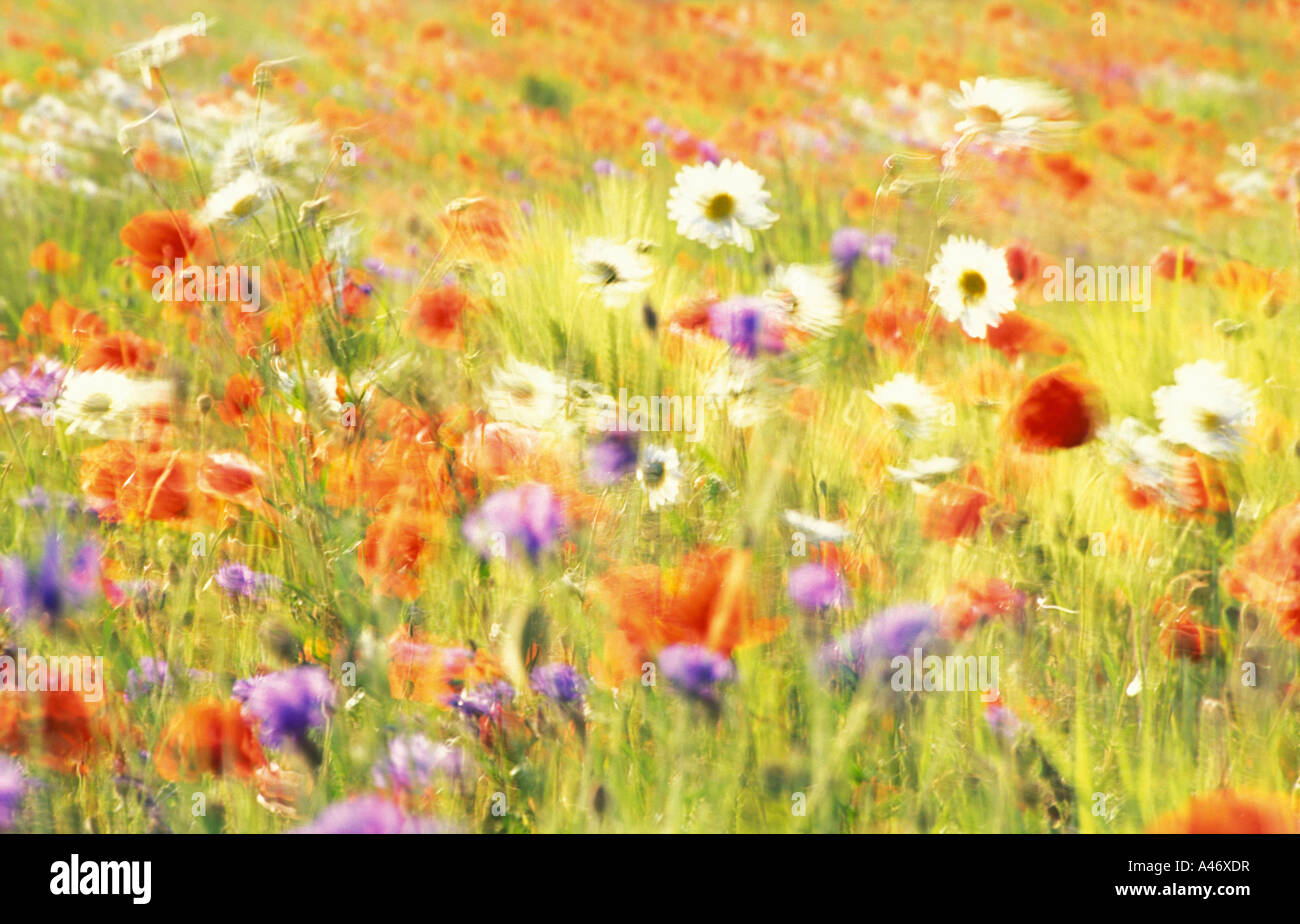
[919,482,992,543]
[1004,365,1105,451]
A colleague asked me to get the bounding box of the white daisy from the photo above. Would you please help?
[116,21,207,88]
[925,236,1017,338]
[886,455,963,485]
[1152,360,1256,459]
[574,237,654,308]
[198,169,273,225]
[666,158,777,251]
[950,77,1076,152]
[637,445,683,511]
[781,510,851,543]
[765,264,843,336]
[213,122,324,190]
[867,373,945,440]
[55,369,173,441]
[702,358,774,429]
[483,358,572,432]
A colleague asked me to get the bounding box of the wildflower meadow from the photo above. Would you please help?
[1,0,1300,846]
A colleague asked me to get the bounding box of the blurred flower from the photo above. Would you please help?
[667,158,777,251]
[575,237,654,308]
[829,227,869,268]
[153,698,266,782]
[586,429,639,485]
[919,481,992,542]
[708,296,786,357]
[234,665,335,750]
[1224,494,1300,641]
[818,604,945,685]
[1153,360,1255,459]
[787,563,848,610]
[294,795,450,834]
[637,444,683,511]
[462,483,565,562]
[925,236,1017,338]
[0,757,30,829]
[766,264,842,336]
[950,77,1076,152]
[0,358,65,416]
[0,532,100,628]
[124,657,169,702]
[54,368,173,441]
[198,170,273,225]
[1005,365,1106,451]
[658,644,735,703]
[1148,791,1297,834]
[372,735,465,791]
[781,510,850,543]
[868,373,945,440]
[530,663,586,706]
[215,563,281,600]
[446,679,515,721]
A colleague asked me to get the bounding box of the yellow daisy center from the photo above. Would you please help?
[958,270,987,302]
[705,193,736,222]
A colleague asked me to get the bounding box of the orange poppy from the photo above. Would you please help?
[591,547,783,684]
[1148,791,1297,833]
[120,210,205,288]
[406,284,470,349]
[74,330,163,372]
[80,442,197,523]
[385,628,503,704]
[358,509,445,599]
[216,373,263,425]
[0,688,109,774]
[980,312,1069,360]
[938,576,1027,637]
[1223,494,1300,641]
[919,481,992,543]
[153,699,267,782]
[29,240,80,274]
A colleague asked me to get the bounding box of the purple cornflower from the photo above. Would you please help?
[985,703,1023,742]
[817,603,946,686]
[0,532,99,628]
[446,679,515,721]
[462,483,565,563]
[124,657,169,703]
[593,158,616,176]
[787,563,849,611]
[658,644,735,704]
[530,663,586,706]
[586,429,639,485]
[644,116,667,136]
[214,563,281,600]
[293,795,450,834]
[829,227,871,269]
[696,140,721,164]
[372,735,465,791]
[708,296,786,358]
[0,757,30,830]
[830,229,896,270]
[234,665,335,750]
[0,358,65,417]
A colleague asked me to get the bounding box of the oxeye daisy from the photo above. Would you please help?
[925,236,1017,338]
[54,368,173,441]
[950,77,1076,152]
[1152,360,1256,459]
[666,158,777,251]
[198,169,273,225]
[482,358,572,432]
[765,263,843,336]
[637,444,683,511]
[575,237,654,308]
[867,373,945,440]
